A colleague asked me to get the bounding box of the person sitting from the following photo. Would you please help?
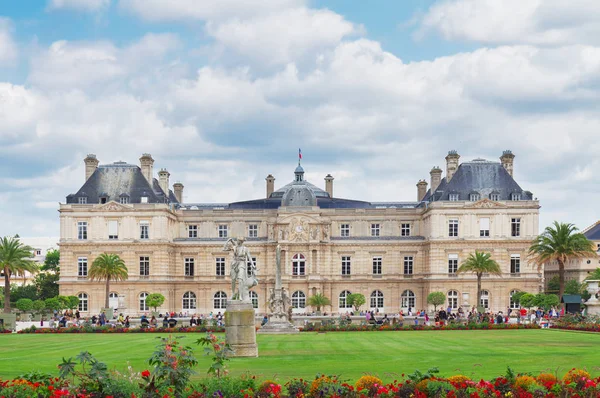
[261,315,268,326]
[190,315,197,326]
[140,315,149,328]
[124,316,130,328]
[58,316,68,327]
[150,316,157,327]
[162,315,169,328]
[168,317,178,328]
[91,315,98,325]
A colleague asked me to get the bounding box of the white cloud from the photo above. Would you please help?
[0,18,17,65]
[417,0,600,46]
[48,0,110,12]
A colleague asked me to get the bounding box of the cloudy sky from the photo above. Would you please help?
[1,0,600,237]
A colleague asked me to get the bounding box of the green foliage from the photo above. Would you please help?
[196,376,257,398]
[520,293,560,310]
[40,249,60,272]
[145,293,165,311]
[406,367,440,382]
[458,251,502,277]
[346,293,366,311]
[519,293,536,308]
[547,276,560,294]
[585,268,600,281]
[58,351,110,394]
[15,298,33,312]
[427,292,446,311]
[307,293,331,311]
[146,335,198,396]
[197,333,234,378]
[32,300,46,313]
[44,297,61,311]
[10,284,38,302]
[0,236,38,313]
[57,295,71,310]
[511,291,527,306]
[34,271,60,300]
[89,253,128,309]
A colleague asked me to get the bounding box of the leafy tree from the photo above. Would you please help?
[529,222,595,302]
[89,254,128,309]
[519,293,536,308]
[307,293,331,312]
[67,296,80,310]
[547,276,560,294]
[34,272,60,300]
[0,236,38,313]
[10,284,38,302]
[41,249,60,272]
[32,300,46,314]
[427,292,446,312]
[57,295,71,310]
[547,276,589,300]
[346,293,366,312]
[541,294,560,310]
[44,297,61,312]
[146,293,165,312]
[457,251,502,307]
[16,298,34,313]
[511,291,527,307]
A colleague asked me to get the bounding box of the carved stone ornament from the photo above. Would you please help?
[92,201,131,212]
[288,217,310,242]
[467,198,507,209]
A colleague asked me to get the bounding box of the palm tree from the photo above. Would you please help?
[89,253,129,309]
[529,221,595,301]
[0,236,38,313]
[307,293,331,313]
[457,251,502,308]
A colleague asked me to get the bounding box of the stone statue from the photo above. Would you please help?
[223,237,258,302]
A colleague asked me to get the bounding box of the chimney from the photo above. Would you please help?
[173,182,184,203]
[158,168,170,195]
[416,179,428,201]
[266,174,275,198]
[139,153,154,184]
[84,154,99,181]
[445,150,460,182]
[325,174,334,197]
[430,166,442,195]
[500,150,515,177]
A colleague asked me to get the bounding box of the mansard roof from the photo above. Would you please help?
[583,221,600,241]
[423,159,533,202]
[66,162,178,204]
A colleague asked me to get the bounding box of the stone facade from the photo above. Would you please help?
[59,151,542,316]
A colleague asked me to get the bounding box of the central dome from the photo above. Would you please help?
[269,163,330,206]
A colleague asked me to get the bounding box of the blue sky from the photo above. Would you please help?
[1,0,600,237]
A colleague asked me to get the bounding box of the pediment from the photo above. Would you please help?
[466,198,507,209]
[92,201,133,212]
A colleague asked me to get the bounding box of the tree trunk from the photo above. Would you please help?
[3,267,10,314]
[558,259,565,309]
[105,277,110,309]
[476,273,482,310]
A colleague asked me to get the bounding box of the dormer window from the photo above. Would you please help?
[119,194,130,204]
[511,193,521,201]
[449,194,459,201]
[99,193,109,204]
[490,193,500,201]
[78,197,87,204]
[469,193,480,202]
[141,196,148,203]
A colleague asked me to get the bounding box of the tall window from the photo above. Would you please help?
[109,292,118,309]
[292,254,306,276]
[370,290,384,309]
[448,290,459,309]
[479,218,490,237]
[509,290,520,309]
[139,256,150,276]
[403,256,414,275]
[214,291,227,309]
[511,218,521,237]
[449,194,459,201]
[250,291,258,309]
[188,225,198,238]
[448,254,458,274]
[139,292,149,311]
[78,257,88,277]
[371,224,380,237]
[469,193,480,201]
[183,291,197,310]
[341,256,351,275]
[218,225,228,238]
[449,219,459,237]
[340,224,350,237]
[292,291,306,308]
[480,290,489,309]
[78,221,88,240]
[339,290,352,309]
[248,224,258,238]
[140,221,149,239]
[401,290,415,309]
[372,257,382,275]
[216,258,226,276]
[108,220,118,240]
[78,293,88,312]
[184,258,195,276]
[78,197,87,204]
[401,223,411,236]
[511,254,521,274]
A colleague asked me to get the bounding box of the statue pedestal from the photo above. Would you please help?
[584,280,600,316]
[224,301,258,357]
[258,314,299,334]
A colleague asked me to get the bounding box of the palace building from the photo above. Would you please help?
[58,150,542,316]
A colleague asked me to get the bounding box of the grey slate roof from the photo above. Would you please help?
[423,159,532,202]
[66,162,179,204]
[584,223,600,240]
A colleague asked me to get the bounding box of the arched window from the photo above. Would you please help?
[292,254,306,276]
[339,290,352,309]
[401,290,415,309]
[370,290,384,309]
[509,290,520,309]
[250,291,258,309]
[291,291,306,308]
[448,290,459,309]
[139,292,149,311]
[183,291,197,310]
[78,293,88,312]
[214,291,227,309]
[480,290,490,309]
[109,292,118,309]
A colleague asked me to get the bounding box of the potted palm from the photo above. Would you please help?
[89,253,128,320]
[307,293,331,316]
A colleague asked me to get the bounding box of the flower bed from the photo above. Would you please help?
[15,324,225,334]
[550,313,600,332]
[551,324,600,332]
[301,322,540,332]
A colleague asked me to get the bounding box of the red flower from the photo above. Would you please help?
[141,370,151,378]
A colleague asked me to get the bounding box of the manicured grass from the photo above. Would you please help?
[1,330,599,382]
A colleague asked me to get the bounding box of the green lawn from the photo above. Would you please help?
[0,330,598,382]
